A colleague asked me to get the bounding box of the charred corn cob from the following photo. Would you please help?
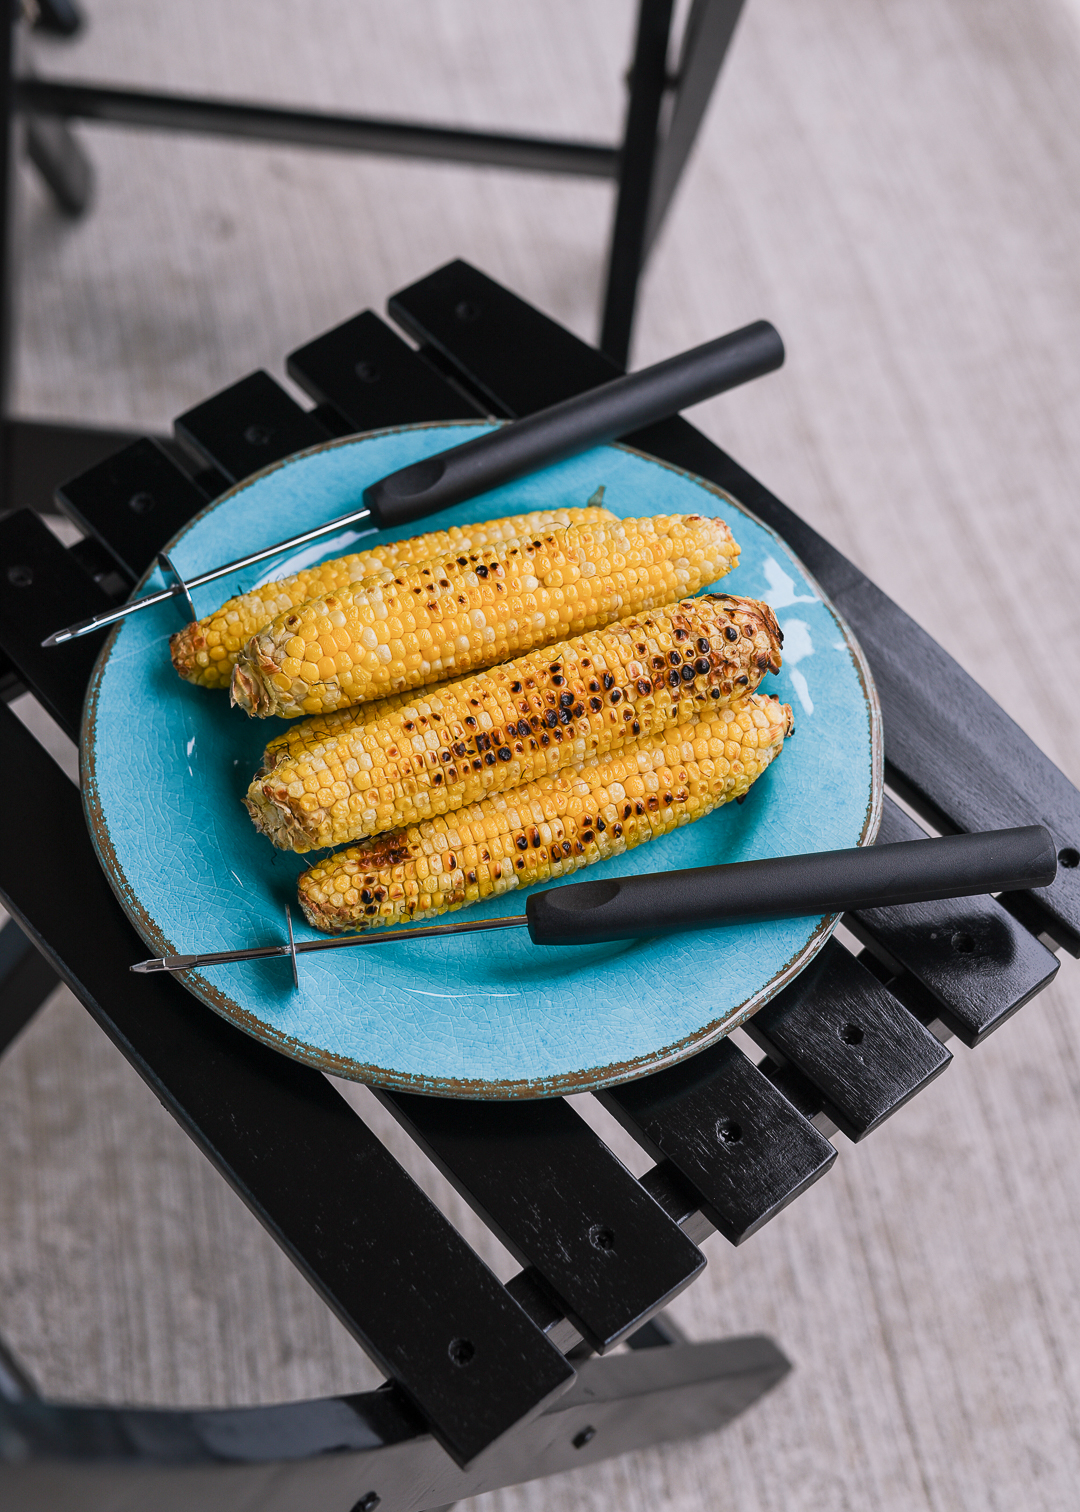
[245,594,782,853]
[231,513,740,719]
[172,504,616,689]
[298,693,793,932]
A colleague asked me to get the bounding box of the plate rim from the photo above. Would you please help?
[81,421,884,1099]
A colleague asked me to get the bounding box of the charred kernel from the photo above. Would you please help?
[743,625,753,638]
[360,889,372,903]
[612,823,623,837]
[551,675,565,686]
[637,679,651,695]
[590,697,602,711]
[516,856,526,868]
[572,703,585,718]
[465,716,477,727]
[681,665,696,682]
[632,721,640,734]
[559,692,574,709]
[540,733,550,746]
[651,655,665,669]
[756,652,770,670]
[697,637,710,653]
[669,651,681,665]
[674,627,688,641]
[516,834,529,850]
[432,772,443,784]
[695,657,711,674]
[558,707,574,725]
[544,710,559,728]
[623,803,632,819]
[736,674,749,685]
[476,564,489,578]
[484,752,497,765]
[511,681,522,693]
[710,687,721,699]
[441,750,452,763]
[589,679,601,692]
[562,840,572,855]
[602,672,615,689]
[581,830,595,844]
[610,688,622,703]
[529,827,542,847]
[549,663,561,673]
[725,625,739,641]
[497,746,512,760]
[668,670,681,687]
[516,719,529,736]
[597,817,607,831]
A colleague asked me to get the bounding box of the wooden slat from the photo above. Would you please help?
[377,1091,705,1352]
[847,798,1060,1045]
[742,939,952,1141]
[0,702,573,1467]
[174,370,331,482]
[388,259,1080,955]
[287,309,481,431]
[599,1040,836,1244]
[55,437,210,580]
[0,510,112,737]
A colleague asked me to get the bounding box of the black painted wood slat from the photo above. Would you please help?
[55,436,210,580]
[174,370,331,482]
[0,510,111,737]
[287,309,482,432]
[0,703,573,1467]
[847,798,1059,1046]
[599,1040,837,1244]
[389,261,1080,955]
[742,939,952,1142]
[377,1091,705,1352]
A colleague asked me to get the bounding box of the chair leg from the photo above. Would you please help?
[32,0,84,39]
[600,0,674,366]
[24,113,92,216]
[643,0,747,254]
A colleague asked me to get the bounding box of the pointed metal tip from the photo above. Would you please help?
[41,630,69,648]
[131,959,165,973]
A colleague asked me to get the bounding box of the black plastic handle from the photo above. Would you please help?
[524,826,1057,946]
[363,320,784,529]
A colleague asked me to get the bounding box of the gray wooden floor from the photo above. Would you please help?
[3,1,1080,1507]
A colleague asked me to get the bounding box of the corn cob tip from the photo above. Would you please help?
[169,621,202,681]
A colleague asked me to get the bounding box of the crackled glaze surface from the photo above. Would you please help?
[81,423,882,1098]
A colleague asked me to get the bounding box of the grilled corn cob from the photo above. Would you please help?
[245,594,782,852]
[298,692,793,932]
[231,513,740,719]
[172,504,615,690]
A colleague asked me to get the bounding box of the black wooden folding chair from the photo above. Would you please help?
[0,259,1074,1510]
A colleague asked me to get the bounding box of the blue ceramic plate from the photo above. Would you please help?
[82,423,882,1098]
